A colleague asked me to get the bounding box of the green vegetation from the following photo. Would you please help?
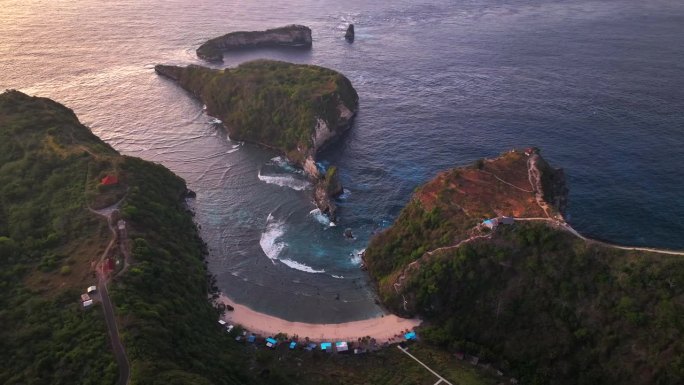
[155,60,358,165]
[365,153,684,384]
[0,91,246,384]
[0,91,118,384]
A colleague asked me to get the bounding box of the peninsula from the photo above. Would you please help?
[155,60,359,220]
[364,149,684,384]
[196,25,312,62]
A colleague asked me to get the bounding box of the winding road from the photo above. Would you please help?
[91,203,131,385]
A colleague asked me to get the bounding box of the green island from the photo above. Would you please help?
[155,60,358,219]
[364,149,684,384]
[0,91,502,385]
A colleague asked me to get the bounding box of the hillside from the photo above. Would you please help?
[0,91,247,384]
[364,150,684,384]
[155,60,359,218]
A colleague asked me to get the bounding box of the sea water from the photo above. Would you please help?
[2,0,683,322]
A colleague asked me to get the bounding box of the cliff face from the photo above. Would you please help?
[197,25,312,62]
[155,60,358,218]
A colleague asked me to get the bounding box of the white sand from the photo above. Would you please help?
[218,294,421,342]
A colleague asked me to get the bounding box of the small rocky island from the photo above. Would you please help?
[196,25,312,62]
[155,60,358,219]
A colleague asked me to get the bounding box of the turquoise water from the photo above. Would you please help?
[2,0,683,322]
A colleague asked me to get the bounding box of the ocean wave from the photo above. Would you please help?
[280,258,326,274]
[309,208,336,227]
[338,188,352,200]
[350,249,365,265]
[257,172,310,191]
[225,147,239,154]
[331,274,344,279]
[259,213,285,263]
[209,117,222,124]
[267,156,302,174]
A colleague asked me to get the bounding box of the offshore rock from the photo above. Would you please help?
[345,24,355,42]
[196,25,313,62]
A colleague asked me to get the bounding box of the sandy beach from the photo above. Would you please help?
[218,294,421,342]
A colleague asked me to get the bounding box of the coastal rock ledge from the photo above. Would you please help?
[196,25,313,62]
[155,60,358,220]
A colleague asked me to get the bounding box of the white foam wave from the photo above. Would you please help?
[209,117,222,124]
[258,172,310,191]
[268,156,302,174]
[331,274,345,279]
[350,249,365,265]
[309,208,335,227]
[280,258,326,274]
[338,188,352,200]
[259,213,285,263]
[226,147,239,154]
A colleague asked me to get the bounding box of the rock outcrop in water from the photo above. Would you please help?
[154,60,358,219]
[345,24,355,42]
[196,25,313,62]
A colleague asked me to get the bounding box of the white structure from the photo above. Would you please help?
[335,341,349,352]
[82,299,94,308]
[87,285,97,294]
[218,320,227,326]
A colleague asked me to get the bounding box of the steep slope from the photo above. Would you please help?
[364,149,683,384]
[0,91,247,385]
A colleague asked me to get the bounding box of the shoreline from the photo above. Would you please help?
[217,294,421,343]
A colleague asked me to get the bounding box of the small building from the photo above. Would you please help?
[87,285,97,294]
[501,216,515,225]
[335,341,349,352]
[117,220,126,231]
[289,341,297,350]
[80,293,90,302]
[320,342,332,351]
[404,331,417,341]
[218,320,227,326]
[101,175,119,186]
[82,299,94,308]
[226,325,234,333]
[265,338,278,349]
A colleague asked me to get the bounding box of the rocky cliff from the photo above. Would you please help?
[155,60,358,219]
[196,25,312,62]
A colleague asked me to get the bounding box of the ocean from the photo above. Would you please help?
[2,0,683,322]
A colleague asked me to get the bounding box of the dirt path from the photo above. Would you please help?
[514,217,684,256]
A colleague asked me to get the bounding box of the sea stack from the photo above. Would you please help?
[345,24,355,42]
[196,25,313,62]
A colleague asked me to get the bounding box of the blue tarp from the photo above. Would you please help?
[320,342,332,350]
[247,335,256,343]
[289,341,297,349]
[404,331,417,340]
[266,338,277,345]
[305,343,317,351]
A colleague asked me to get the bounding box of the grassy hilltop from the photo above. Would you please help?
[364,150,684,384]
